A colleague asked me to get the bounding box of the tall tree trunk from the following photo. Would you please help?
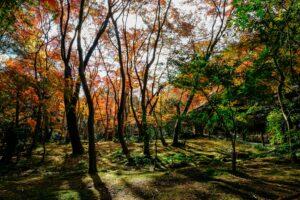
[274,56,296,161]
[111,15,131,161]
[79,68,97,174]
[142,100,150,157]
[64,81,84,155]
[105,87,110,140]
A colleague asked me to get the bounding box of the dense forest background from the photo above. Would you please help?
[0,0,299,199]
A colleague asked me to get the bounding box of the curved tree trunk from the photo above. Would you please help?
[79,69,97,174]
[274,56,296,161]
[172,91,195,146]
[111,14,132,161]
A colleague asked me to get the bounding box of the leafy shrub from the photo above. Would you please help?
[75,160,88,171]
[254,143,269,151]
[267,110,284,145]
[162,153,192,166]
[112,149,124,160]
[132,155,152,166]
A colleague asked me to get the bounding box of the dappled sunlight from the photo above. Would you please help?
[1,0,299,199]
[1,138,300,199]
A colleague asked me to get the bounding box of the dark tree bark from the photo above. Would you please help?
[59,0,84,155]
[172,102,182,147]
[64,86,84,155]
[79,69,97,174]
[172,91,195,146]
[76,0,112,174]
[111,12,132,161]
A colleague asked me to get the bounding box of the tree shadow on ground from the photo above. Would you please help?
[90,173,112,200]
[175,167,300,199]
[0,154,112,200]
[122,179,157,199]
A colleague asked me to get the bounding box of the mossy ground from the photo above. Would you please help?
[0,138,299,199]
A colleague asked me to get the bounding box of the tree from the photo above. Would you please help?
[76,0,113,174]
[170,0,233,146]
[59,0,84,155]
[234,0,300,161]
[109,2,132,161]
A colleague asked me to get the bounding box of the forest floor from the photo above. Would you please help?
[0,138,300,200]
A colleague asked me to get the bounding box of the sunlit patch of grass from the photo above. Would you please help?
[55,190,80,200]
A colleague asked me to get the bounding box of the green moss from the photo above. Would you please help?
[56,190,80,200]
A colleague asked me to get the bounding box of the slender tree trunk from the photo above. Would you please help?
[274,56,296,161]
[129,87,142,142]
[141,84,150,156]
[105,87,110,140]
[154,112,167,147]
[172,118,182,147]
[142,106,150,157]
[111,15,132,161]
[155,99,168,146]
[15,89,20,127]
[44,112,51,142]
[79,68,97,174]
[231,134,237,173]
[117,108,131,161]
[278,91,297,161]
[277,82,294,154]
[172,90,195,146]
[116,87,130,160]
[28,105,42,157]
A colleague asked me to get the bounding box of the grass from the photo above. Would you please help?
[0,138,299,199]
